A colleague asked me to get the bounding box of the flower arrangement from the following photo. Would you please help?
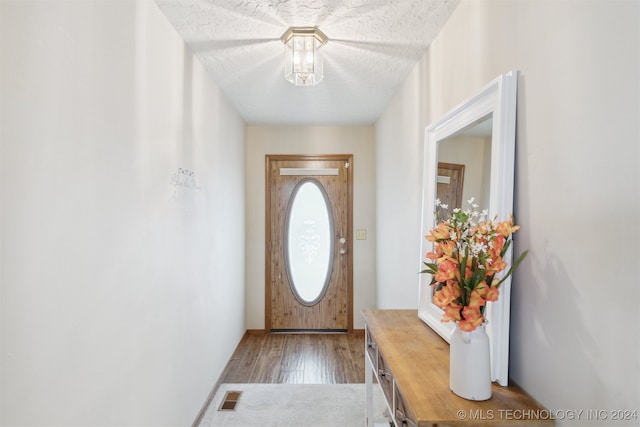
[421,198,528,332]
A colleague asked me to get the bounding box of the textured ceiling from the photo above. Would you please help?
[155,0,460,125]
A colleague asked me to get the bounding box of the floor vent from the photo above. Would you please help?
[218,390,242,411]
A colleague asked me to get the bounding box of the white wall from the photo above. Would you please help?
[0,1,246,425]
[374,67,427,309]
[245,126,376,330]
[376,0,639,424]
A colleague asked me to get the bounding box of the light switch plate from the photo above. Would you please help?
[356,229,367,240]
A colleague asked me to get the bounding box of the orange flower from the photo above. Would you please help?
[459,316,485,332]
[496,216,520,238]
[475,222,491,235]
[426,223,451,242]
[462,305,483,322]
[425,251,439,261]
[468,287,487,307]
[485,286,500,302]
[433,282,461,308]
[486,257,507,276]
[459,306,485,331]
[442,304,462,322]
[434,259,458,283]
[433,288,451,308]
[492,234,506,253]
[439,240,456,257]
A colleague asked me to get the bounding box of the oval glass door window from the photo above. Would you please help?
[285,180,334,306]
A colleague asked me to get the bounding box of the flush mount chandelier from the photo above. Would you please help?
[280,27,328,86]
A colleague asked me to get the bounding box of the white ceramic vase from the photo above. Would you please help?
[449,322,492,401]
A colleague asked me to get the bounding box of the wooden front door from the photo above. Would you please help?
[436,162,465,219]
[266,155,353,331]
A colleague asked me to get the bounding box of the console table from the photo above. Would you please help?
[363,309,554,426]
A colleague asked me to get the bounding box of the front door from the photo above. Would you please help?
[436,162,465,219]
[266,155,352,331]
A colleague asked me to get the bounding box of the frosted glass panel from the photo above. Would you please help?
[285,180,334,305]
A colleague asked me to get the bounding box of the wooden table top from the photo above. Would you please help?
[362,309,554,426]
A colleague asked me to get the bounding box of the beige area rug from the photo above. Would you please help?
[198,383,391,427]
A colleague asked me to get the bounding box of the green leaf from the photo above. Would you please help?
[500,238,513,257]
[469,269,485,290]
[420,262,438,275]
[495,249,529,287]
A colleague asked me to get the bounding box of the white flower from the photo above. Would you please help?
[471,242,488,254]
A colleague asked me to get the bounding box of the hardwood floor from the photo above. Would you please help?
[220,330,366,384]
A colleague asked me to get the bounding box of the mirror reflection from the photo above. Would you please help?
[436,115,492,218]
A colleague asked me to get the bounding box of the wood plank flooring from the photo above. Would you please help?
[220,330,366,384]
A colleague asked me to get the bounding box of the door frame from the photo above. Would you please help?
[265,154,354,331]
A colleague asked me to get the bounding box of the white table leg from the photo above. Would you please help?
[365,343,373,426]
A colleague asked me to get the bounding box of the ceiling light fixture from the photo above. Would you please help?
[280,27,328,87]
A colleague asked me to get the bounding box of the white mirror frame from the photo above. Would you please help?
[418,70,518,386]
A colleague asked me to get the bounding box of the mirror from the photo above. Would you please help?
[436,115,492,217]
[418,71,518,386]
